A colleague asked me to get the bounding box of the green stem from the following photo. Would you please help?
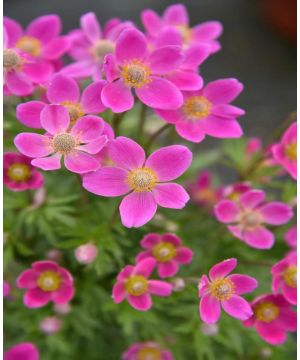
[76,174,88,206]
[144,124,170,152]
[137,103,147,139]
[112,113,123,136]
[109,201,120,227]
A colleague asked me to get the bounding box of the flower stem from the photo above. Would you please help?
[112,113,123,136]
[109,201,120,227]
[137,103,147,139]
[144,124,171,152]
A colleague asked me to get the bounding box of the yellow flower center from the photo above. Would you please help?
[210,278,235,301]
[125,275,148,296]
[61,101,85,124]
[152,242,177,262]
[239,210,262,230]
[7,163,31,182]
[16,36,41,57]
[137,347,162,360]
[127,167,158,192]
[195,188,217,203]
[3,49,21,70]
[284,142,297,161]
[284,265,297,288]
[52,133,77,154]
[122,60,151,88]
[176,25,192,45]
[37,271,61,292]
[183,96,212,121]
[92,39,115,61]
[254,302,279,323]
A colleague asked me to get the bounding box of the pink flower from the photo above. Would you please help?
[156,79,245,143]
[221,182,252,202]
[14,104,108,173]
[54,302,72,315]
[198,258,257,324]
[75,242,98,264]
[271,122,297,180]
[40,316,62,335]
[83,136,192,227]
[214,189,293,249]
[4,281,10,297]
[112,258,172,311]
[136,233,193,278]
[16,260,74,308]
[271,251,297,305]
[4,343,39,360]
[122,341,174,360]
[4,152,44,191]
[245,137,262,157]
[284,225,297,248]
[243,294,296,345]
[16,74,107,129]
[101,28,184,112]
[61,12,133,80]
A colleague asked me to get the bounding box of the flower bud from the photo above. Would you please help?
[75,242,98,264]
[40,316,62,335]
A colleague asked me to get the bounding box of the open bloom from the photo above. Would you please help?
[4,152,44,191]
[122,341,174,360]
[199,258,257,324]
[17,260,74,308]
[243,294,296,345]
[101,28,184,112]
[16,74,107,129]
[83,136,192,227]
[136,233,193,278]
[4,343,39,360]
[156,79,244,143]
[271,122,297,180]
[14,104,107,173]
[214,189,293,249]
[271,251,297,305]
[284,225,297,248]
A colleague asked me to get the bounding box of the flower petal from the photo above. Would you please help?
[32,260,59,271]
[51,285,74,304]
[71,115,104,142]
[161,233,181,246]
[64,151,100,174]
[81,80,107,113]
[199,293,221,324]
[31,154,61,171]
[212,104,245,118]
[192,21,223,41]
[182,45,211,69]
[221,295,253,320]
[259,202,293,225]
[117,265,134,282]
[148,280,173,295]
[141,233,161,249]
[17,270,38,289]
[227,274,258,295]
[175,121,206,143]
[134,258,156,277]
[42,36,70,59]
[243,227,274,249]
[167,70,203,91]
[128,294,152,311]
[14,133,52,158]
[76,136,108,154]
[256,322,286,345]
[282,284,297,305]
[141,9,162,35]
[5,71,34,96]
[26,14,60,43]
[60,60,94,79]
[112,282,126,303]
[148,46,183,74]
[202,116,243,138]
[46,74,80,103]
[80,12,101,43]
[24,288,51,308]
[163,4,188,25]
[214,200,239,223]
[16,101,45,129]
[209,258,237,281]
[101,80,134,113]
[153,183,190,209]
[203,78,243,104]
[157,261,179,278]
[239,190,265,209]
[115,28,147,63]
[40,104,70,135]
[174,247,193,264]
[4,17,23,47]
[22,60,54,83]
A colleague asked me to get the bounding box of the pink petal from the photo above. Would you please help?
[136,251,152,262]
[146,145,192,181]
[101,80,134,113]
[148,280,173,296]
[109,136,145,170]
[141,233,161,249]
[221,295,253,320]
[259,202,293,225]
[17,269,38,289]
[5,71,34,96]
[157,261,179,278]
[227,274,258,295]
[24,288,51,308]
[161,233,181,246]
[174,247,193,264]
[175,121,206,143]
[182,45,211,69]
[199,293,221,324]
[239,190,265,209]
[14,133,52,158]
[60,60,94,79]
[117,265,134,282]
[120,191,157,228]
[141,9,162,35]
[22,60,53,83]
[16,101,45,129]
[198,275,210,296]
[167,70,203,91]
[103,54,119,82]
[192,21,223,41]
[155,109,184,124]
[40,104,70,135]
[42,36,70,59]
[212,104,245,118]
[46,74,80,103]
[243,227,274,249]
[76,136,107,154]
[256,322,286,345]
[51,285,74,304]
[112,282,126,303]
[26,15,60,43]
[153,183,190,209]
[209,258,237,281]
[71,115,104,142]
[31,154,61,171]
[128,293,152,311]
[148,46,183,74]
[163,4,188,25]
[4,342,39,360]
[214,200,239,223]
[155,27,182,47]
[282,122,297,143]
[202,116,243,138]
[276,307,297,331]
[80,80,107,113]
[82,166,130,196]
[282,284,297,305]
[80,12,101,43]
[115,28,147,63]
[32,260,58,271]
[3,17,23,47]
[133,258,156,277]
[203,78,243,104]
[64,151,100,174]
[136,77,183,110]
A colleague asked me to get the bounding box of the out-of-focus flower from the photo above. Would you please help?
[102,28,184,112]
[75,242,98,264]
[112,258,172,311]
[17,260,74,308]
[221,182,251,202]
[171,277,185,292]
[198,258,257,324]
[4,281,10,297]
[4,343,39,360]
[245,137,262,157]
[4,152,44,191]
[16,74,107,129]
[271,251,297,305]
[122,341,174,360]
[214,189,293,249]
[46,249,63,262]
[271,122,297,180]
[243,294,296,345]
[83,136,192,228]
[200,323,219,336]
[136,233,193,278]
[54,302,72,315]
[284,225,297,248]
[156,79,244,143]
[14,104,108,173]
[40,316,62,335]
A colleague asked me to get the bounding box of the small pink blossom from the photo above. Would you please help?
[214,189,293,249]
[122,341,174,360]
[4,343,39,360]
[136,233,193,278]
[198,258,257,324]
[243,294,296,345]
[4,152,44,191]
[221,182,252,202]
[17,260,74,308]
[156,79,244,143]
[14,104,108,174]
[40,316,62,335]
[271,122,297,180]
[245,137,262,157]
[75,242,98,264]
[54,302,72,315]
[46,249,63,262]
[112,258,172,311]
[200,323,218,336]
[4,281,10,297]
[271,251,297,305]
[284,225,297,248]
